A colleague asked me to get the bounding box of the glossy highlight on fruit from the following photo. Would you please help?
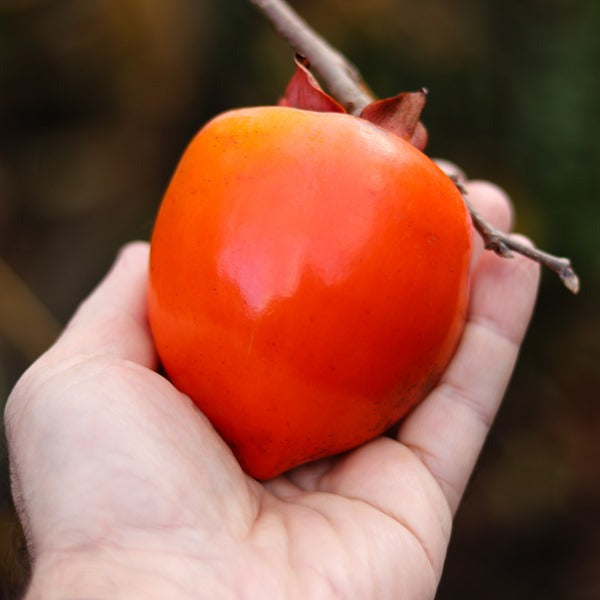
[148,106,472,479]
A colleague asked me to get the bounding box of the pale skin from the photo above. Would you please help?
[5,168,540,599]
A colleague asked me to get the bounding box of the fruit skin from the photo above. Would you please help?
[148,106,472,480]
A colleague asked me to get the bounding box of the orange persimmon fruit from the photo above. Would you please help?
[148,105,472,479]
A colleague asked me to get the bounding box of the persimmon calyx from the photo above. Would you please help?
[279,54,428,151]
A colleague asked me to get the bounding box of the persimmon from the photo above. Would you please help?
[148,105,472,479]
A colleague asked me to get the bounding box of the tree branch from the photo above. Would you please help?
[452,178,580,293]
[250,0,580,293]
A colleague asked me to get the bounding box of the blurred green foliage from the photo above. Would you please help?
[0,0,598,598]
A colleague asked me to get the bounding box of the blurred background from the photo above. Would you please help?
[0,0,598,597]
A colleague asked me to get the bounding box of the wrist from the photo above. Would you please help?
[26,549,232,600]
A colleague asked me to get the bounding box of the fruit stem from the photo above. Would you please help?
[249,0,374,115]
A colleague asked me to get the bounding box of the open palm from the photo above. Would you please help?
[5,178,539,599]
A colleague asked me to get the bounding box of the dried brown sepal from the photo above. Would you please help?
[279,54,345,113]
[360,89,429,151]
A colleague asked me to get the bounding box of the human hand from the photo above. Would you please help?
[5,173,539,599]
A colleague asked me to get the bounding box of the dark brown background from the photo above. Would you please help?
[1,1,598,598]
